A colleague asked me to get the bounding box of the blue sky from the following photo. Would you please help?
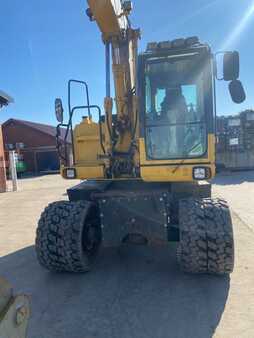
[1,0,254,126]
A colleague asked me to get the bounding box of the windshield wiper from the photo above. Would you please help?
[172,142,202,174]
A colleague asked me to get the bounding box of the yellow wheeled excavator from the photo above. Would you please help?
[35,0,246,275]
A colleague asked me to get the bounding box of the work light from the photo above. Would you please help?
[193,167,209,180]
[66,168,76,179]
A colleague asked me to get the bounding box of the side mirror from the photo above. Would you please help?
[223,51,239,81]
[55,98,64,123]
[229,80,246,104]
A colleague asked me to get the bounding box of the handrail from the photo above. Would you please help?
[56,80,105,167]
[68,79,91,118]
[56,123,69,163]
[56,105,105,166]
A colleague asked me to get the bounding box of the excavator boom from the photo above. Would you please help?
[87,0,128,37]
[87,0,140,156]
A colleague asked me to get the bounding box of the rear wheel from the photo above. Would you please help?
[36,200,101,272]
[177,198,234,275]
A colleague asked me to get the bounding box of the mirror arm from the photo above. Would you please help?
[213,56,223,81]
[214,51,227,81]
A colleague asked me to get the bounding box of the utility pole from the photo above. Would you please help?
[0,125,6,192]
[9,150,18,191]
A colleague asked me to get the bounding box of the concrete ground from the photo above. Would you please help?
[0,173,254,338]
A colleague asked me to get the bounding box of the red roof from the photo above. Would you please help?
[3,118,71,144]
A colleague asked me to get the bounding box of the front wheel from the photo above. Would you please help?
[177,198,234,275]
[35,200,102,272]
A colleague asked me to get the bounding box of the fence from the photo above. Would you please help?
[216,110,254,170]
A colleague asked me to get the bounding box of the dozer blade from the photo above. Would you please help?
[0,277,30,338]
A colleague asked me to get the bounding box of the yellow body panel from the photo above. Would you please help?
[141,164,215,182]
[139,134,215,166]
[61,165,104,180]
[62,133,216,182]
[82,0,217,184]
[139,134,216,182]
[75,165,104,179]
[73,117,104,165]
[62,115,216,183]
[62,117,105,180]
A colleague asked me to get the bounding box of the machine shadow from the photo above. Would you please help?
[213,170,254,185]
[0,245,230,338]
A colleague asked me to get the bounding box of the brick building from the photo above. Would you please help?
[2,119,72,174]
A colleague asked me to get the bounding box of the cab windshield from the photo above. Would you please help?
[145,54,208,160]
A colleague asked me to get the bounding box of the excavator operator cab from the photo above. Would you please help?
[138,37,245,180]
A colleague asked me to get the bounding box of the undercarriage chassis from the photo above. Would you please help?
[36,179,234,275]
[67,180,211,246]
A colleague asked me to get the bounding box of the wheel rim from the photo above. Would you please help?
[81,205,101,256]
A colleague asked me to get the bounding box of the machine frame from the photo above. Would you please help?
[35,0,246,276]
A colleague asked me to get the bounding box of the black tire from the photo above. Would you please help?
[177,198,234,275]
[36,200,101,272]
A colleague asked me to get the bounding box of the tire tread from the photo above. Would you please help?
[36,200,98,272]
[177,198,234,275]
